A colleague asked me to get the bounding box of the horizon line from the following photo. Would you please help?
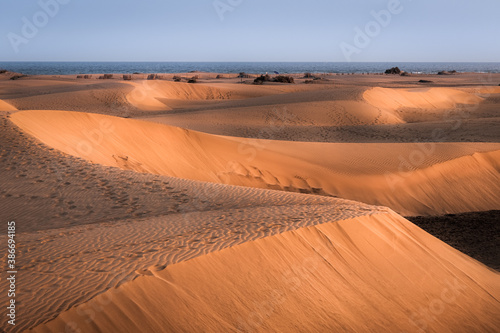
[2,60,500,63]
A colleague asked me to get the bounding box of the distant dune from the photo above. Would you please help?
[125,80,296,111]
[138,83,500,143]
[363,87,485,113]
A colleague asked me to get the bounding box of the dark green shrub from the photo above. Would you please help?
[385,67,401,74]
[238,72,250,78]
[273,75,294,83]
[253,74,271,84]
[10,75,26,80]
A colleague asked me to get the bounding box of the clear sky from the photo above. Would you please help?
[1,0,499,62]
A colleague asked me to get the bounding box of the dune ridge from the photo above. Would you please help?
[3,110,396,332]
[3,196,384,332]
[363,87,484,113]
[0,99,17,111]
[140,85,490,136]
[28,211,500,333]
[125,80,297,111]
[10,110,500,215]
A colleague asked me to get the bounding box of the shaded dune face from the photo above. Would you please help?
[10,110,500,216]
[29,212,500,333]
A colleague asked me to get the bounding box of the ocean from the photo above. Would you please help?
[1,62,499,76]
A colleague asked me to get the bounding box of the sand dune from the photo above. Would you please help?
[11,110,500,215]
[143,99,405,131]
[2,73,500,333]
[125,80,303,111]
[0,99,16,111]
[0,81,135,117]
[476,86,500,94]
[363,87,484,112]
[3,110,394,332]
[140,84,498,142]
[5,189,382,332]
[29,211,500,333]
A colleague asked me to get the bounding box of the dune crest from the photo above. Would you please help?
[139,83,500,142]
[29,211,500,333]
[125,80,290,111]
[363,87,483,115]
[10,110,500,215]
[0,99,16,111]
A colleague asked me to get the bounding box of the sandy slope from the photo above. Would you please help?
[0,99,17,111]
[0,79,137,117]
[11,110,500,216]
[363,87,484,113]
[2,112,389,332]
[29,211,500,333]
[3,75,499,143]
[139,83,500,142]
[125,80,314,111]
[2,193,382,332]
[2,74,500,333]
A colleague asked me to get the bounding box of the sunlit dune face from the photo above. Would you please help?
[363,87,484,113]
[29,212,500,333]
[10,110,500,216]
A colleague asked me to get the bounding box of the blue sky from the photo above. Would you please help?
[1,0,499,62]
